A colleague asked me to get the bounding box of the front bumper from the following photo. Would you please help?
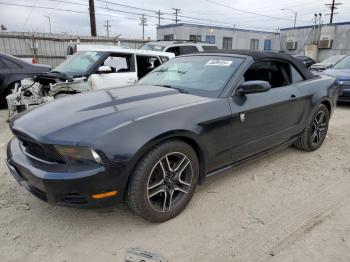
[6,137,128,207]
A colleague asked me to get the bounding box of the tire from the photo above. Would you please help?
[294,104,330,151]
[127,140,199,223]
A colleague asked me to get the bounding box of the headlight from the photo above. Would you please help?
[55,145,102,164]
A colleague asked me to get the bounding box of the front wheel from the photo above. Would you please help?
[294,104,330,151]
[127,140,199,223]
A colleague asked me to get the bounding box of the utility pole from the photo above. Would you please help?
[139,14,147,40]
[325,0,342,24]
[104,20,111,37]
[89,0,97,36]
[45,16,51,34]
[172,8,181,24]
[156,10,162,26]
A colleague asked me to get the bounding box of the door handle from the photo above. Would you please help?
[289,94,297,102]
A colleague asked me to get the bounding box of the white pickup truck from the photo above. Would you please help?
[6,45,174,117]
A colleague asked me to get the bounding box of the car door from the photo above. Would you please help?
[89,52,137,90]
[229,59,309,162]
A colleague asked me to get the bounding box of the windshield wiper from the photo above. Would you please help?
[154,84,189,94]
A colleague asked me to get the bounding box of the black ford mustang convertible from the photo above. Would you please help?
[6,50,339,222]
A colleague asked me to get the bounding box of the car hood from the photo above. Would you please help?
[10,85,209,145]
[321,69,350,81]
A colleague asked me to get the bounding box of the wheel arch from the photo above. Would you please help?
[123,130,207,199]
[320,99,332,115]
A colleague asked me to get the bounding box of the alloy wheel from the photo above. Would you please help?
[147,152,193,212]
[310,110,328,146]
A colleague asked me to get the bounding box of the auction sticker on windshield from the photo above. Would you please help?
[206,60,233,66]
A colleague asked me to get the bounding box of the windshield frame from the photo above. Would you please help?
[137,54,246,98]
[53,51,106,78]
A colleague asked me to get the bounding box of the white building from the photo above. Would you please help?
[157,23,280,51]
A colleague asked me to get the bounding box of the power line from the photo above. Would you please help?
[205,0,310,22]
[0,0,278,33]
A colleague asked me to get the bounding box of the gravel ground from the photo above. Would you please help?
[0,106,350,262]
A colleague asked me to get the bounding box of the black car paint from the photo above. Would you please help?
[0,53,51,105]
[6,53,339,207]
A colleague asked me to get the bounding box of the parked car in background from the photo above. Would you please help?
[0,53,50,107]
[293,55,316,68]
[310,55,347,72]
[6,50,339,222]
[320,55,350,102]
[6,46,174,118]
[139,40,218,56]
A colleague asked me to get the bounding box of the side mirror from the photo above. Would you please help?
[237,80,271,95]
[97,65,112,74]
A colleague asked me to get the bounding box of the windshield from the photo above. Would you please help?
[333,56,350,69]
[53,51,104,77]
[319,55,345,65]
[139,43,166,51]
[137,56,243,97]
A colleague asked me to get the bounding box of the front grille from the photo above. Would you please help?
[13,131,64,163]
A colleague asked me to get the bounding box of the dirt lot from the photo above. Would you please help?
[1,106,350,262]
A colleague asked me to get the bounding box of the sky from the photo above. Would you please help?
[0,0,350,39]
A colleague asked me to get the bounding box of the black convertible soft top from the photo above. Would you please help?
[203,49,316,80]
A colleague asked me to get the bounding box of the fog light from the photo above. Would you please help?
[91,191,117,199]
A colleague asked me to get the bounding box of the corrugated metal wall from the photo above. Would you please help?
[0,32,147,67]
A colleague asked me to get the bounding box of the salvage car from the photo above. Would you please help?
[6,46,174,118]
[0,53,50,107]
[310,54,347,72]
[6,50,339,222]
[319,55,350,102]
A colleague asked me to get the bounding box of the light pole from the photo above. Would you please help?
[45,16,52,34]
[281,8,297,28]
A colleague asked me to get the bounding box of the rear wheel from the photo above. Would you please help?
[127,140,198,223]
[294,104,330,151]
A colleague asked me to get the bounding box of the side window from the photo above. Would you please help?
[202,45,218,51]
[136,55,161,79]
[160,56,169,63]
[3,58,21,69]
[244,60,292,88]
[102,53,133,73]
[179,46,198,55]
[290,65,304,83]
[166,46,180,56]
